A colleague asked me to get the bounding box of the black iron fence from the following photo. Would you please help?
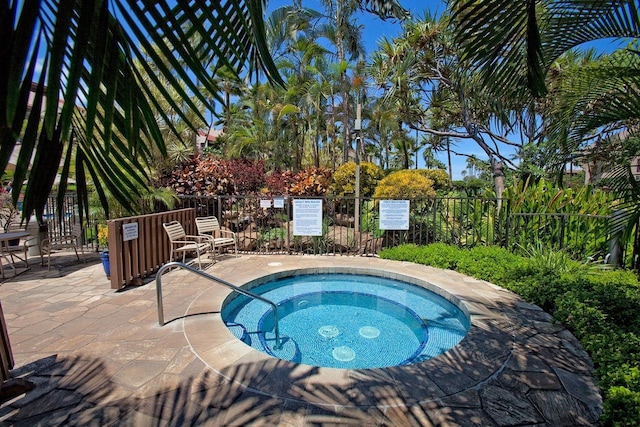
[177,195,627,265]
[37,194,633,267]
[38,194,98,250]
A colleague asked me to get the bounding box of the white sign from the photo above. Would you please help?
[293,199,323,236]
[122,222,139,241]
[260,199,272,208]
[273,197,285,208]
[379,200,410,230]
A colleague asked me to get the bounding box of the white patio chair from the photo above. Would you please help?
[40,221,84,270]
[0,225,35,278]
[195,216,238,259]
[163,220,211,268]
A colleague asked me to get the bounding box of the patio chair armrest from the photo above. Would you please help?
[217,229,236,239]
[46,235,78,246]
[184,235,210,243]
[24,235,38,246]
[172,237,209,246]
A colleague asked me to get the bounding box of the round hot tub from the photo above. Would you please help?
[222,273,470,369]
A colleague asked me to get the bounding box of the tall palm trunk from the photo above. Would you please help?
[224,90,231,133]
[335,1,351,164]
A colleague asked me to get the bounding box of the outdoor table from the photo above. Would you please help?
[0,231,30,279]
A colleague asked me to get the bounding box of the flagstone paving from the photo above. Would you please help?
[0,252,601,426]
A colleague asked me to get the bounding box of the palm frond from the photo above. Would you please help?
[450,0,640,98]
[2,0,283,222]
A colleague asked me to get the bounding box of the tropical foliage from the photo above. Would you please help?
[330,161,384,197]
[1,0,284,224]
[373,169,436,199]
[2,0,406,224]
[288,167,333,196]
[449,0,640,262]
[380,243,640,425]
[417,169,450,192]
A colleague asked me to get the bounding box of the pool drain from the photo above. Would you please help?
[332,346,356,362]
[359,326,380,339]
[318,325,340,338]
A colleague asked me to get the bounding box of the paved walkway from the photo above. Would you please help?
[0,252,601,426]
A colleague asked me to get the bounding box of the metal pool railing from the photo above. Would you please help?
[155,262,282,349]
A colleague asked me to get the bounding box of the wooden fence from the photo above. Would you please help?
[0,302,13,382]
[106,208,196,289]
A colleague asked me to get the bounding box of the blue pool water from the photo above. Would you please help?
[221,273,470,369]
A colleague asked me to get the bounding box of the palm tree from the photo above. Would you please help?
[374,13,522,198]
[2,0,406,224]
[366,97,397,169]
[318,0,367,164]
[449,0,640,98]
[450,0,640,265]
[212,66,247,133]
[2,0,281,224]
[369,36,423,169]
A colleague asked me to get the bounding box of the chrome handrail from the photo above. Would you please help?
[156,262,281,349]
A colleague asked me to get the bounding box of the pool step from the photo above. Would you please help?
[226,323,250,345]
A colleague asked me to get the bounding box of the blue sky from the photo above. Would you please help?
[267,0,446,54]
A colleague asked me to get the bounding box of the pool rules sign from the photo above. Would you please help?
[379,200,410,230]
[293,199,323,236]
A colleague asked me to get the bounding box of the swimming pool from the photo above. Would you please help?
[221,273,470,369]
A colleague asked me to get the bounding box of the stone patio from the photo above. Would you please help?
[0,251,601,426]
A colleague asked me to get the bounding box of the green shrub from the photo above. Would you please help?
[382,242,640,425]
[380,243,464,270]
[506,271,568,312]
[455,246,523,284]
[417,169,450,191]
[258,227,287,245]
[559,272,640,332]
[518,243,587,276]
[602,386,640,426]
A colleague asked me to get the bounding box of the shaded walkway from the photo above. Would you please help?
[0,254,601,425]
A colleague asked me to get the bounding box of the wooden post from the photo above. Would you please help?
[0,301,13,382]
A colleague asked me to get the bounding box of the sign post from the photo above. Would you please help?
[354,103,361,233]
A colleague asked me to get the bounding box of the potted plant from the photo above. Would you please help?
[97,224,110,278]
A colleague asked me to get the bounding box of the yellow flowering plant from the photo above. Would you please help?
[97,224,108,249]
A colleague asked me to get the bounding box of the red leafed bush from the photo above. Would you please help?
[160,156,234,196]
[265,170,296,195]
[288,167,333,196]
[226,159,266,195]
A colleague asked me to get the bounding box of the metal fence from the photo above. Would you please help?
[177,195,620,263]
[36,193,627,266]
[42,194,98,250]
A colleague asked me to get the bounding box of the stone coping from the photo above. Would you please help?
[173,256,602,423]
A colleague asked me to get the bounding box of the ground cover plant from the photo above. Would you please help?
[380,243,640,426]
